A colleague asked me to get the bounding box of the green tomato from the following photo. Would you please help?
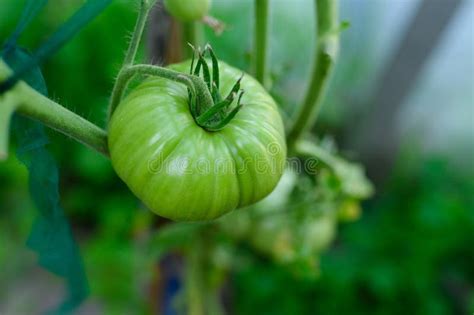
[108,60,286,221]
[164,0,211,22]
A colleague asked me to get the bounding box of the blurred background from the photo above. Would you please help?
[0,0,473,314]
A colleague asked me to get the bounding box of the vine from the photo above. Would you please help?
[0,60,108,158]
[254,0,269,86]
[286,0,341,154]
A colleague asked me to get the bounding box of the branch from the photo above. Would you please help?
[108,0,157,119]
[182,22,204,58]
[286,0,340,154]
[186,232,206,315]
[123,0,157,66]
[254,0,269,86]
[107,63,214,118]
[0,94,19,159]
[0,60,109,159]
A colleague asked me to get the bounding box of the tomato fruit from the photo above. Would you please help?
[108,53,286,221]
[164,0,211,22]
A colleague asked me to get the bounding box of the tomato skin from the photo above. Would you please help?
[164,0,211,22]
[108,60,286,221]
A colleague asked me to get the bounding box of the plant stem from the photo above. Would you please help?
[0,60,109,158]
[108,0,156,119]
[295,140,340,170]
[286,0,340,154]
[186,233,206,315]
[182,22,203,57]
[0,95,19,160]
[254,0,269,86]
[123,0,157,66]
[108,64,214,118]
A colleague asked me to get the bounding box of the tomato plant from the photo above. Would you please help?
[0,0,375,313]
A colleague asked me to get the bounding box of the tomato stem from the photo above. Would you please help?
[108,0,157,120]
[286,0,340,154]
[123,0,157,66]
[182,22,204,57]
[254,0,269,87]
[0,94,18,160]
[186,232,206,315]
[109,2,243,131]
[109,46,245,132]
[108,64,214,116]
[0,60,109,159]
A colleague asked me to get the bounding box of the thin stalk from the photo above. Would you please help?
[206,286,225,315]
[254,0,269,86]
[108,0,156,119]
[0,95,19,160]
[123,0,157,66]
[182,22,203,58]
[0,60,109,158]
[295,140,340,170]
[108,64,214,118]
[286,0,340,154]
[186,233,206,315]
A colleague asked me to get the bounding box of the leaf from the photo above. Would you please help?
[332,159,374,199]
[4,47,89,315]
[1,0,113,94]
[2,0,48,52]
[0,0,114,312]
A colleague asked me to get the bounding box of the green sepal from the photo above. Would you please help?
[203,104,243,131]
[196,95,235,126]
[198,51,211,91]
[211,82,221,104]
[207,45,220,90]
[223,74,243,103]
[185,45,246,132]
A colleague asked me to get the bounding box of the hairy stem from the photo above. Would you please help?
[254,0,269,86]
[108,0,156,120]
[123,0,157,66]
[108,64,214,118]
[0,60,109,158]
[286,0,340,154]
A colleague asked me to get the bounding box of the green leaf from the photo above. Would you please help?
[0,0,113,313]
[3,0,48,51]
[4,47,89,315]
[1,0,113,94]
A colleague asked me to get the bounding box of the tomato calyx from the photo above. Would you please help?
[186,45,245,131]
[108,46,245,132]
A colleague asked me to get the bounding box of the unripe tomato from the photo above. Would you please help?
[249,212,336,264]
[164,0,211,22]
[108,60,286,221]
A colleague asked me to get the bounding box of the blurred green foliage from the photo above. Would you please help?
[232,157,474,315]
[0,1,146,313]
[0,0,140,225]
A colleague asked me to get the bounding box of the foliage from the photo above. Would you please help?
[232,157,474,315]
